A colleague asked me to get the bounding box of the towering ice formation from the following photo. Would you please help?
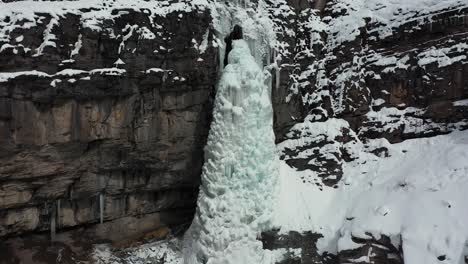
[183,40,280,264]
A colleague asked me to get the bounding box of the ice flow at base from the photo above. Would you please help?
[183,39,280,264]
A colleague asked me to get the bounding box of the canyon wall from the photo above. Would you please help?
[0,1,218,238]
[1,1,468,263]
[268,0,468,263]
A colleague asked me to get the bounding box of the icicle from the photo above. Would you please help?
[245,38,263,68]
[247,39,254,62]
[225,160,232,178]
[218,38,225,75]
[50,205,56,241]
[273,49,277,65]
[264,46,271,89]
[162,70,168,84]
[162,61,168,84]
[266,46,271,66]
[270,49,280,90]
[99,193,104,224]
[56,199,61,229]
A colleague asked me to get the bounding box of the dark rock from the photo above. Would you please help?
[261,230,338,264]
[0,5,217,238]
[278,1,468,188]
[338,234,403,264]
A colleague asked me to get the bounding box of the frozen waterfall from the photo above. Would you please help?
[183,40,280,264]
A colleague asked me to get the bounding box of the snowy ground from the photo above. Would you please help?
[92,128,468,264]
[275,124,468,264]
[92,238,183,264]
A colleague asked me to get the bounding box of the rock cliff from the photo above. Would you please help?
[1,0,468,263]
[277,0,468,187]
[270,0,468,263]
[0,0,218,238]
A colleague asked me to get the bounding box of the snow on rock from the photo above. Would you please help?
[183,40,280,264]
[90,68,126,76]
[359,106,468,142]
[0,68,128,83]
[326,0,468,47]
[418,43,468,68]
[145,68,167,74]
[113,58,125,66]
[275,128,468,264]
[69,33,82,60]
[34,17,59,56]
[278,117,361,186]
[92,238,183,264]
[287,0,468,118]
[55,69,88,76]
[454,99,468,106]
[193,30,210,54]
[0,0,209,30]
[0,0,212,62]
[0,70,50,82]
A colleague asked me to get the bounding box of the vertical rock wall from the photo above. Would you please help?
[0,2,218,238]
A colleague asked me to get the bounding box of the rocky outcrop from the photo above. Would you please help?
[271,0,468,263]
[337,234,403,264]
[261,231,402,264]
[0,2,218,238]
[262,230,337,264]
[269,0,307,143]
[278,0,468,186]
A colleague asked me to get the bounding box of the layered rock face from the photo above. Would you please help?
[0,1,218,238]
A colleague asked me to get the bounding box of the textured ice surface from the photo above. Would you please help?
[183,40,280,264]
[210,0,277,71]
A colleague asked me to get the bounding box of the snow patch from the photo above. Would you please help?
[0,70,50,82]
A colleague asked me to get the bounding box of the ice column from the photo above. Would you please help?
[183,40,279,264]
